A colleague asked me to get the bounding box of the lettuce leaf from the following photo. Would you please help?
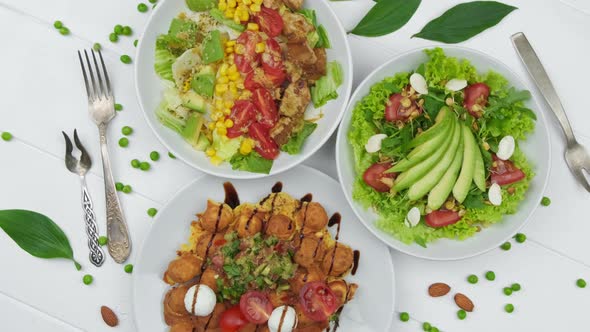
[311,61,343,107]
[230,152,273,174]
[154,49,176,81]
[281,122,317,155]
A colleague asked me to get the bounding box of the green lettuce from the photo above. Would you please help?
[281,122,317,155]
[311,61,343,107]
[230,152,273,174]
[154,49,176,81]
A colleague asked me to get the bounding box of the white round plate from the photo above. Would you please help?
[336,46,551,260]
[132,165,394,331]
[135,0,352,179]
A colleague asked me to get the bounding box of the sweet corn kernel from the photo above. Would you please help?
[249,3,261,12]
[243,0,252,4]
[215,99,224,109]
[219,63,229,75]
[215,84,229,94]
[216,127,228,136]
[218,2,227,10]
[228,64,238,74]
[218,76,229,84]
[255,42,265,53]
[234,44,245,55]
[224,119,234,128]
[233,15,241,24]
[228,0,237,8]
[225,40,236,47]
[225,9,235,18]
[208,122,216,130]
[223,108,232,115]
[206,148,216,157]
[239,10,249,21]
[247,23,259,31]
[210,156,223,165]
[224,100,234,109]
[216,121,225,129]
[229,72,241,81]
[225,47,234,54]
[240,139,254,155]
[213,111,224,119]
[236,82,245,89]
[253,0,263,4]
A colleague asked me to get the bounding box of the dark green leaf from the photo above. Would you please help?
[0,210,77,265]
[351,0,421,37]
[414,236,427,248]
[413,1,517,43]
[230,152,273,174]
[281,122,318,155]
[463,190,486,209]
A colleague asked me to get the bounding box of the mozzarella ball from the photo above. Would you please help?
[183,284,216,317]
[268,306,298,332]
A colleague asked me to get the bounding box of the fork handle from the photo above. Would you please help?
[511,32,577,146]
[80,177,105,267]
[98,123,131,263]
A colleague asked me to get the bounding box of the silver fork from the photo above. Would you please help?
[512,32,590,192]
[62,130,105,267]
[77,49,131,263]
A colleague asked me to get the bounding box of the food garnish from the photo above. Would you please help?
[428,283,450,297]
[454,293,474,312]
[504,303,514,313]
[1,131,13,141]
[100,306,119,327]
[83,274,93,285]
[577,279,587,288]
[399,311,410,322]
[485,271,496,281]
[541,196,551,206]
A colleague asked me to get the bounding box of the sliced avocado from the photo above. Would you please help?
[428,133,465,210]
[209,8,246,32]
[182,112,205,146]
[193,134,210,151]
[393,120,456,191]
[181,90,207,112]
[407,119,462,201]
[452,124,477,203]
[202,30,224,64]
[186,0,217,12]
[473,140,486,191]
[191,66,215,98]
[408,107,452,148]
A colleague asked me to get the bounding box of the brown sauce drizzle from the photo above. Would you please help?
[223,182,240,209]
[312,235,324,259]
[327,213,341,277]
[300,193,313,202]
[298,203,310,241]
[278,305,288,332]
[272,181,283,193]
[247,182,282,231]
[351,251,360,276]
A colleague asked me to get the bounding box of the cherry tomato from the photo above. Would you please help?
[464,82,490,118]
[425,210,461,228]
[299,282,340,322]
[248,122,279,160]
[244,71,264,91]
[220,305,249,332]
[490,154,525,185]
[213,238,227,246]
[234,31,262,74]
[226,100,257,138]
[362,162,397,193]
[239,291,273,324]
[384,93,403,122]
[261,39,286,86]
[251,88,278,129]
[254,7,284,38]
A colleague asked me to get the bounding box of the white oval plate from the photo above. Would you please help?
[336,46,551,260]
[135,0,353,179]
[132,165,394,331]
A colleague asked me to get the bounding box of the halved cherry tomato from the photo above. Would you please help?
[251,88,278,129]
[490,154,525,185]
[226,100,257,138]
[239,291,273,324]
[254,7,284,38]
[234,31,262,74]
[299,282,340,322]
[261,39,286,87]
[464,82,490,118]
[425,210,461,228]
[362,162,397,193]
[220,305,248,332]
[384,92,421,122]
[244,71,264,91]
[248,122,279,160]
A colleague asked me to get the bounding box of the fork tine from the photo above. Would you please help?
[573,168,590,192]
[73,129,92,167]
[90,50,106,99]
[96,50,112,97]
[62,131,74,159]
[77,51,92,100]
[83,50,98,100]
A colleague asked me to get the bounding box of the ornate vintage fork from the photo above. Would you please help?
[512,32,590,192]
[77,49,131,263]
[62,130,105,267]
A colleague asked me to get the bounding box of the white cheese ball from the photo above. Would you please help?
[496,135,515,161]
[184,284,216,317]
[268,306,298,332]
[365,134,387,153]
[488,183,503,206]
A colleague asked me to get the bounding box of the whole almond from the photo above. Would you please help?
[454,293,474,312]
[428,283,451,297]
[101,306,119,327]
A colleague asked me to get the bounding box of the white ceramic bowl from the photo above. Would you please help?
[135,0,352,179]
[336,46,551,260]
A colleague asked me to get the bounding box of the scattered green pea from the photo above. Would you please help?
[124,264,134,273]
[457,309,467,320]
[503,287,513,296]
[149,0,157,3]
[122,26,132,36]
[114,24,123,35]
[485,271,496,281]
[53,20,63,29]
[118,137,129,147]
[1,132,13,141]
[83,274,93,285]
[122,185,132,194]
[115,182,124,191]
[577,278,587,288]
[59,27,70,35]
[168,152,176,159]
[75,262,82,271]
[93,42,102,51]
[122,126,133,136]
[134,39,138,47]
[140,161,151,171]
[120,54,132,64]
[514,233,527,243]
[541,196,551,206]
[114,103,123,111]
[467,274,478,284]
[131,159,141,168]
[501,242,511,251]
[431,327,439,332]
[109,33,118,42]
[147,208,158,217]
[98,236,108,246]
[504,303,514,313]
[150,151,160,161]
[399,312,409,322]
[511,283,521,291]
[138,3,149,12]
[422,322,432,331]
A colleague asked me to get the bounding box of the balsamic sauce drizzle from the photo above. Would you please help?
[278,305,288,332]
[223,182,240,209]
[327,213,341,277]
[351,250,360,276]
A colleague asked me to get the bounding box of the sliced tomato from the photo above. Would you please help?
[239,291,273,324]
[362,162,397,193]
[384,91,422,122]
[490,154,525,185]
[251,88,278,129]
[234,31,262,74]
[425,210,461,228]
[220,305,249,332]
[226,100,257,138]
[261,39,286,87]
[248,122,279,160]
[254,7,284,38]
[463,82,490,118]
[244,71,264,91]
[299,282,340,322]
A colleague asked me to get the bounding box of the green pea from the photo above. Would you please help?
[134,39,138,47]
[124,264,134,273]
[114,24,123,35]
[75,262,82,271]
[122,126,133,136]
[399,312,409,322]
[114,103,123,111]
[83,274,93,285]
[501,242,511,250]
[59,27,70,35]
[122,185,132,194]
[541,196,551,206]
[54,20,63,29]
[98,236,108,246]
[168,152,176,159]
[109,33,118,42]
[577,278,587,288]
[467,274,478,284]
[457,309,466,320]
[138,3,149,12]
[503,287,512,296]
[514,233,526,243]
[93,42,102,51]
[115,182,124,191]
[147,208,158,217]
[122,26,132,36]
[149,0,157,3]
[150,151,160,161]
[118,137,129,147]
[131,159,140,168]
[1,132,13,141]
[505,303,514,313]
[120,55,132,64]
[485,271,496,281]
[140,161,151,171]
[422,322,432,331]
[431,327,439,332]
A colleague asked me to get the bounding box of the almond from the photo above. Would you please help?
[101,306,119,327]
[454,293,474,312]
[428,283,451,297]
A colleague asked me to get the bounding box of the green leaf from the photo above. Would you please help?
[230,152,273,174]
[351,0,421,37]
[414,235,427,248]
[281,122,318,155]
[0,210,77,267]
[413,1,517,43]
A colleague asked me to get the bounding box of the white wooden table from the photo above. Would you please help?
[1,0,590,331]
